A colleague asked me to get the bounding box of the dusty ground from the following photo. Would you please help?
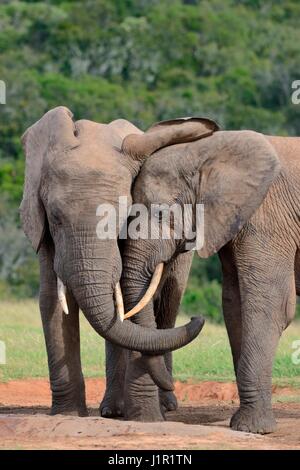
[0,378,299,450]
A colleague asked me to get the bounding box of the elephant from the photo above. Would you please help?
[107,116,300,433]
[20,107,205,417]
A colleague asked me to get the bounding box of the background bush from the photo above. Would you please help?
[0,0,300,321]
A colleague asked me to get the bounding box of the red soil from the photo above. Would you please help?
[0,378,299,450]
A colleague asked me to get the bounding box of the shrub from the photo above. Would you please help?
[182,280,223,323]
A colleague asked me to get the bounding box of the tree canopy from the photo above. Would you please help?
[0,0,299,317]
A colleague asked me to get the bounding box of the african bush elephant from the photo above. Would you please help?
[20,107,204,417]
[113,117,300,433]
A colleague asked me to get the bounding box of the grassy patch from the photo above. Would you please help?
[0,300,300,386]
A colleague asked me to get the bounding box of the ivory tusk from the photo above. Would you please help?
[123,263,164,320]
[114,282,125,322]
[57,277,69,315]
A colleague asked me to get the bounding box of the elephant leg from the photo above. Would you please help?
[230,239,296,434]
[124,349,165,422]
[154,253,193,412]
[123,252,193,421]
[294,249,300,296]
[123,299,165,422]
[100,341,127,418]
[158,352,177,412]
[39,238,87,416]
[219,244,242,374]
[124,347,175,421]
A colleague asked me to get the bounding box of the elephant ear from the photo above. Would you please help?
[196,131,281,258]
[122,117,219,160]
[20,106,79,252]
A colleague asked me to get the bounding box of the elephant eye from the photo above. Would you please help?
[153,209,160,219]
[153,208,169,221]
[51,211,62,226]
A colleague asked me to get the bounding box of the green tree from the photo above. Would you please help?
[0,0,299,315]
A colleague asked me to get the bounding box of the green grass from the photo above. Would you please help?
[0,300,300,387]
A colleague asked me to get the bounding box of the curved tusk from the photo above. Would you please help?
[124,263,164,320]
[57,277,69,315]
[114,282,125,322]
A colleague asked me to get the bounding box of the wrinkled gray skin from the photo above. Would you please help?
[20,107,204,417]
[107,120,300,433]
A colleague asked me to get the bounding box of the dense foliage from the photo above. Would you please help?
[1,0,300,320]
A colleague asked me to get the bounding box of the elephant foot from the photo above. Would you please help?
[50,383,88,417]
[50,404,88,417]
[124,389,165,422]
[159,390,178,412]
[100,395,124,418]
[125,406,165,422]
[230,406,277,434]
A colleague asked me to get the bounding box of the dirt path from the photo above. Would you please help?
[0,378,299,450]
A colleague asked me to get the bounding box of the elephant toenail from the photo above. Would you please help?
[101,407,112,417]
[239,425,249,432]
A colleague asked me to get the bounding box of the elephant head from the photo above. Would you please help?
[20,107,206,363]
[120,119,281,324]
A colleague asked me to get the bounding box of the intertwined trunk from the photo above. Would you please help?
[66,231,203,354]
[120,240,204,391]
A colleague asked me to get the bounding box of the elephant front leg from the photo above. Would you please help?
[100,341,127,418]
[122,252,193,421]
[121,307,165,422]
[39,243,87,416]
[159,352,178,412]
[231,245,296,434]
[124,351,165,422]
[219,244,242,375]
[231,329,279,435]
[156,252,193,412]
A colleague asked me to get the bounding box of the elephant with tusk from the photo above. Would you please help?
[58,264,164,321]
[20,107,205,418]
[110,116,300,431]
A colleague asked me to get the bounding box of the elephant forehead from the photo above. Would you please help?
[71,143,122,173]
[48,121,128,178]
[42,150,132,206]
[75,119,118,141]
[69,120,123,170]
[134,147,183,204]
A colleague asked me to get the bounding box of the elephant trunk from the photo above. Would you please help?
[120,243,204,388]
[68,262,204,356]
